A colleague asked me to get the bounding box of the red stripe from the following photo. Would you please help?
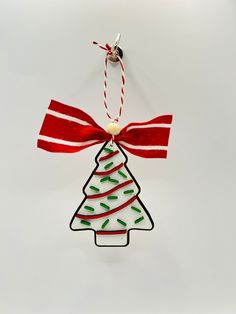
[96,230,127,235]
[118,143,168,159]
[49,100,102,129]
[99,150,119,161]
[87,180,133,199]
[37,139,104,153]
[76,196,136,219]
[117,126,171,146]
[94,163,123,176]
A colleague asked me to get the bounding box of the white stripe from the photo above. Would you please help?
[38,135,100,147]
[119,141,167,151]
[47,109,91,126]
[126,124,170,132]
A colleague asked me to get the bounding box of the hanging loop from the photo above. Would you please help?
[92,34,125,123]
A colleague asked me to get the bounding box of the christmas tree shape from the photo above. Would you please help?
[70,141,154,247]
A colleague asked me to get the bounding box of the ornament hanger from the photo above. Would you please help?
[37,33,173,246]
[107,33,123,63]
[92,33,123,63]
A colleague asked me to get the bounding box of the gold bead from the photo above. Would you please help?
[107,122,121,135]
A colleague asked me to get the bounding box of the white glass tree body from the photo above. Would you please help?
[70,142,154,247]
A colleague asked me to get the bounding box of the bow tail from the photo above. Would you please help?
[37,100,110,153]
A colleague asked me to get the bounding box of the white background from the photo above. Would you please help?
[0,0,236,313]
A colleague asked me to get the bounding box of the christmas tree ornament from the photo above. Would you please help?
[37,34,173,247]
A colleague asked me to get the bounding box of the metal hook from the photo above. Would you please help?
[107,33,123,63]
[114,33,121,49]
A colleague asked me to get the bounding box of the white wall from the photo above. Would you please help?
[0,0,236,313]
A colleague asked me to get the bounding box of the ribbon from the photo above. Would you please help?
[37,100,173,158]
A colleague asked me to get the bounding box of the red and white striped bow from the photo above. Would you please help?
[37,100,173,158]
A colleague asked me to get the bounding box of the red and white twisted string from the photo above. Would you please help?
[93,41,125,123]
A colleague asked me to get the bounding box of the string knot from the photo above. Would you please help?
[92,41,112,55]
[105,43,112,55]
